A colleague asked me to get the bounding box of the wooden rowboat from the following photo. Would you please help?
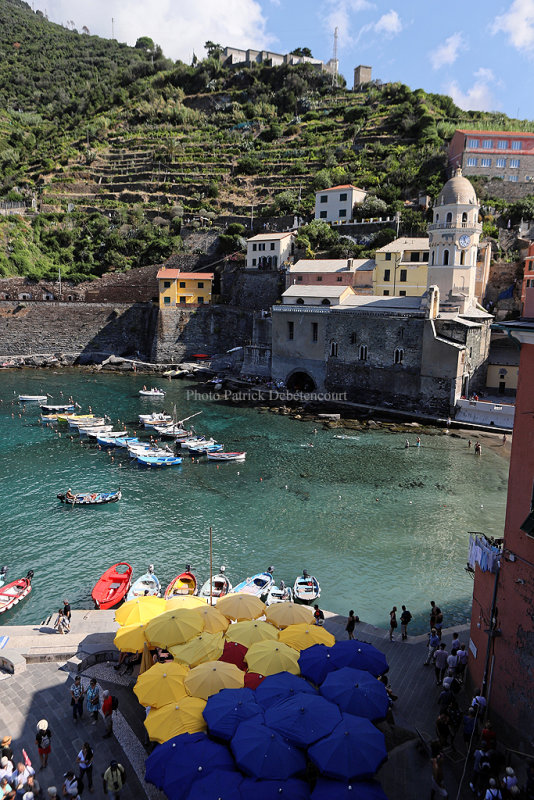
[206,451,246,462]
[293,571,321,605]
[0,570,34,614]
[92,562,132,609]
[165,568,197,598]
[57,489,122,505]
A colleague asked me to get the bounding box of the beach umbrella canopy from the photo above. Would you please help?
[166,594,207,611]
[226,619,279,648]
[219,641,248,671]
[330,640,389,678]
[265,603,315,629]
[231,719,307,780]
[308,714,387,781]
[145,731,233,790]
[114,622,147,654]
[264,693,341,747]
[298,644,339,685]
[134,661,189,708]
[240,778,311,800]
[245,640,300,676]
[244,672,266,689]
[196,604,230,634]
[185,769,243,800]
[203,687,264,741]
[255,672,318,709]
[144,696,207,743]
[185,660,245,700]
[311,779,388,800]
[145,607,204,649]
[320,667,389,722]
[115,596,166,627]
[170,631,225,667]
[217,593,266,621]
[279,623,335,652]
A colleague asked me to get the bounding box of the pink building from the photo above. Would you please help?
[468,290,534,741]
[287,258,374,291]
[521,241,534,312]
[449,129,534,185]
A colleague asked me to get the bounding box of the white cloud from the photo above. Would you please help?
[33,0,273,61]
[474,67,495,82]
[324,0,375,49]
[492,0,534,54]
[373,10,402,37]
[430,32,466,70]
[447,74,500,112]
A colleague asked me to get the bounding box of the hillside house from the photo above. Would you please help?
[314,185,367,223]
[449,129,534,187]
[286,258,375,291]
[246,231,295,270]
[157,269,214,308]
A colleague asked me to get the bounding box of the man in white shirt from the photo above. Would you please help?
[0,758,13,782]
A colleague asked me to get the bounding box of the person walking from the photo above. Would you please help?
[35,720,52,769]
[85,679,100,725]
[102,691,113,739]
[485,777,503,799]
[70,676,84,721]
[434,606,444,640]
[62,770,80,800]
[76,742,93,794]
[102,761,126,800]
[456,643,468,683]
[345,610,356,640]
[424,628,440,666]
[434,644,449,686]
[430,749,448,798]
[389,606,397,641]
[400,605,412,640]
[63,600,71,623]
[430,600,437,630]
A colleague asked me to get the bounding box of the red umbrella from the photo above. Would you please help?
[244,671,266,689]
[219,641,248,671]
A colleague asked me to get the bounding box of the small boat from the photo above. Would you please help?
[92,562,133,609]
[188,442,223,454]
[179,436,207,449]
[139,412,172,425]
[41,414,61,423]
[114,437,139,448]
[0,570,34,614]
[137,454,182,467]
[126,566,161,600]
[152,425,190,438]
[139,388,166,397]
[0,566,7,589]
[40,403,75,413]
[57,489,122,505]
[293,571,321,605]
[18,395,47,402]
[265,583,293,606]
[165,566,197,598]
[57,413,94,422]
[78,425,113,436]
[97,432,129,446]
[198,568,232,600]
[207,451,247,462]
[69,416,106,428]
[232,569,275,599]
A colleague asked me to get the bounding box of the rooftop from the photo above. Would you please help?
[247,231,295,242]
[317,184,365,192]
[157,269,214,280]
[333,295,423,311]
[289,258,375,273]
[457,128,534,138]
[376,237,429,253]
[283,285,352,298]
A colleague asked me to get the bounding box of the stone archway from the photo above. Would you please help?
[286,370,316,392]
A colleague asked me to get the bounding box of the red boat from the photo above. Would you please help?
[92,563,133,610]
[0,570,34,615]
[164,566,197,598]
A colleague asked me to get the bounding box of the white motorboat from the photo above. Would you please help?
[293,571,321,605]
[126,566,161,600]
[198,568,233,600]
[138,412,171,425]
[207,451,246,462]
[78,425,113,436]
[139,388,165,397]
[265,583,293,606]
[68,416,106,428]
[179,436,207,449]
[19,395,48,402]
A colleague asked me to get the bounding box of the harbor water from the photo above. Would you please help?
[0,370,509,632]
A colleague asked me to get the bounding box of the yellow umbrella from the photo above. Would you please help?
[134,661,189,708]
[139,642,153,676]
[216,593,266,621]
[265,602,315,629]
[225,620,279,648]
[245,640,300,676]
[184,660,245,700]
[115,596,166,627]
[279,623,336,651]
[166,595,206,612]
[195,605,230,634]
[145,608,204,649]
[144,696,207,743]
[114,623,148,654]
[170,631,225,667]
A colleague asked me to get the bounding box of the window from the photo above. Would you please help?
[164,296,171,305]
[498,140,508,150]
[337,276,342,282]
[288,321,294,340]
[511,140,521,150]
[394,347,404,364]
[467,139,479,148]
[296,298,304,304]
[483,139,493,148]
[252,258,257,266]
[496,158,506,167]
[163,281,171,289]
[385,252,392,261]
[443,249,449,265]
[259,243,266,251]
[320,210,328,219]
[510,158,520,168]
[481,158,491,167]
[508,175,518,182]
[411,252,420,262]
[179,281,186,288]
[198,297,204,304]
[339,193,347,201]
[321,298,331,306]
[198,282,204,288]
[462,212,468,223]
[359,344,368,361]
[383,290,390,296]
[350,332,357,345]
[270,243,275,250]
[398,327,404,340]
[384,269,391,281]
[400,269,407,282]
[339,209,347,217]
[467,157,478,167]
[320,195,328,203]
[460,251,465,265]
[399,290,406,296]
[431,251,435,265]
[252,243,257,251]
[296,276,303,282]
[180,296,187,303]
[273,256,278,268]
[330,341,338,357]
[446,212,452,223]
[312,322,318,342]
[316,276,323,282]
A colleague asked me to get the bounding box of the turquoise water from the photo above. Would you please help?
[0,370,509,631]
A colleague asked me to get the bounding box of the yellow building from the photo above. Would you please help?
[157,268,214,309]
[373,237,429,297]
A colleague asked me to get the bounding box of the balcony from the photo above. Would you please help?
[428,221,482,232]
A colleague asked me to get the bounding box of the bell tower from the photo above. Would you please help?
[427,169,482,313]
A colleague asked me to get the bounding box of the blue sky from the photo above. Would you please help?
[35,0,534,120]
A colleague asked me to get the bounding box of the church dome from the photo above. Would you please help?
[436,168,477,206]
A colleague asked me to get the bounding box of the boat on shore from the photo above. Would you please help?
[198,568,232,600]
[139,388,165,397]
[126,567,161,600]
[92,563,132,609]
[231,569,274,599]
[0,570,34,614]
[265,583,293,605]
[207,451,246,462]
[293,571,321,605]
[165,567,197,598]
[18,395,47,402]
[57,489,122,505]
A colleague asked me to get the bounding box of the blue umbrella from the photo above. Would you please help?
[330,641,388,678]
[308,713,387,781]
[298,644,339,685]
[231,719,307,780]
[185,768,243,800]
[320,667,389,722]
[240,778,311,799]
[264,694,341,747]
[312,779,389,800]
[255,672,318,709]
[146,733,235,798]
[145,732,208,788]
[203,687,264,741]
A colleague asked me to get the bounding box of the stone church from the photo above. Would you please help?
[270,170,492,414]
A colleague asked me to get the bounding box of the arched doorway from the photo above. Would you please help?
[286,371,317,392]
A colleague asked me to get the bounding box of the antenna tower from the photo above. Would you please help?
[332,27,338,86]
[111,17,114,39]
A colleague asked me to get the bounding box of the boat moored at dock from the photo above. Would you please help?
[293,570,321,605]
[92,562,132,609]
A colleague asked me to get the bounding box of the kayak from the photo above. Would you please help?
[92,563,133,609]
[165,569,197,598]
